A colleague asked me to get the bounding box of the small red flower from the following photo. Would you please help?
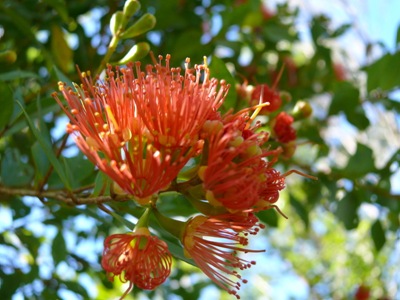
[251,84,282,113]
[101,228,172,297]
[354,285,370,300]
[182,214,265,299]
[333,62,347,82]
[273,112,296,143]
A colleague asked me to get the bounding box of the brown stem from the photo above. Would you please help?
[0,185,130,205]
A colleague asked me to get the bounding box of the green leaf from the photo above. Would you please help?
[52,230,68,265]
[371,220,386,252]
[0,70,40,81]
[92,172,111,196]
[209,55,237,113]
[63,281,89,298]
[329,82,370,129]
[331,23,351,38]
[52,65,73,87]
[256,209,278,227]
[290,196,309,228]
[51,24,73,74]
[366,52,400,91]
[158,192,197,217]
[31,141,51,182]
[329,81,359,115]
[16,101,72,190]
[42,0,69,23]
[64,154,95,187]
[336,192,359,230]
[0,82,14,130]
[396,23,400,49]
[1,149,34,187]
[343,143,375,178]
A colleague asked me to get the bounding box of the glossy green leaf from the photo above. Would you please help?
[31,141,50,182]
[0,150,34,187]
[0,71,39,81]
[42,0,69,23]
[371,220,386,252]
[290,196,309,228]
[51,24,73,74]
[92,172,111,196]
[329,81,359,116]
[63,281,89,298]
[256,209,278,227]
[396,23,400,49]
[0,82,14,130]
[366,52,400,91]
[209,55,237,113]
[343,143,375,178]
[17,101,72,190]
[331,23,351,38]
[52,230,68,265]
[336,193,359,230]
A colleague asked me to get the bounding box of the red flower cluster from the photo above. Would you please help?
[53,55,229,203]
[53,55,301,299]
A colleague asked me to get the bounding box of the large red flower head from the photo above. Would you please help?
[53,55,229,202]
[182,213,265,299]
[101,228,172,297]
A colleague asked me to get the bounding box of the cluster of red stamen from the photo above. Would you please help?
[53,55,313,299]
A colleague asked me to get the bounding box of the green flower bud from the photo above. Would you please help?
[292,100,313,120]
[116,42,150,65]
[0,50,17,64]
[110,11,124,36]
[119,13,156,39]
[123,0,141,17]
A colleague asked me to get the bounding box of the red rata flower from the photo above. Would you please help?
[182,213,265,299]
[200,115,270,211]
[201,110,284,212]
[273,112,296,143]
[53,55,229,202]
[101,228,172,297]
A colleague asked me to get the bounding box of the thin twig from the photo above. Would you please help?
[0,186,130,205]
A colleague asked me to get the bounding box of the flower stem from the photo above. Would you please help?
[96,35,119,76]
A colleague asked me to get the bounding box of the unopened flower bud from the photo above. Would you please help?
[292,100,312,120]
[123,0,141,18]
[120,13,156,39]
[110,11,124,36]
[0,50,17,64]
